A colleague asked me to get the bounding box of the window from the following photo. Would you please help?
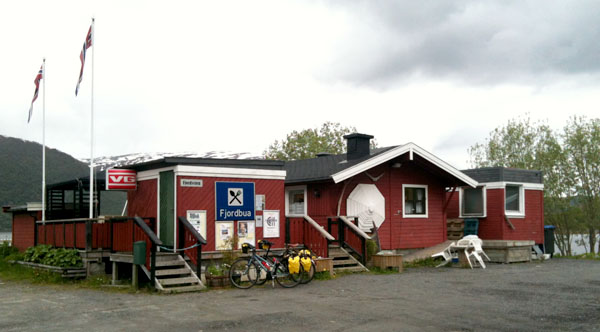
[460,186,486,217]
[403,184,428,218]
[505,184,524,217]
[285,186,306,216]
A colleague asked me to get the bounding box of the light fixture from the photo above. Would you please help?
[392,162,402,168]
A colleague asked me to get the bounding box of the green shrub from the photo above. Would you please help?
[23,245,82,268]
[0,242,19,259]
[403,257,439,268]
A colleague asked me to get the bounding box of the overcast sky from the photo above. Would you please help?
[2,0,599,169]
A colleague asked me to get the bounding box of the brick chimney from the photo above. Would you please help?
[344,133,374,160]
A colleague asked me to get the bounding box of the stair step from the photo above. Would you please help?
[159,277,200,286]
[334,266,368,273]
[156,268,191,276]
[332,259,359,266]
[161,285,206,294]
[156,260,186,267]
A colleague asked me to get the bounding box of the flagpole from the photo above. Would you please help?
[42,58,46,223]
[89,18,95,219]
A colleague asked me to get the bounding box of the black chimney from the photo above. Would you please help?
[344,133,374,160]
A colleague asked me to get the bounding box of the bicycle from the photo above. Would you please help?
[229,241,304,289]
[254,242,315,285]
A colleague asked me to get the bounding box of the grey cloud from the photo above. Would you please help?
[320,0,600,86]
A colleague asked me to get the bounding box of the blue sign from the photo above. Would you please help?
[215,182,255,221]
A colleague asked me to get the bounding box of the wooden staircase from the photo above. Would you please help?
[143,253,205,293]
[329,245,369,273]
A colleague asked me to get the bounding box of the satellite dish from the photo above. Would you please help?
[347,184,385,232]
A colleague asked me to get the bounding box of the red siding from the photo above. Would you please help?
[446,187,545,244]
[128,179,158,220]
[304,163,448,250]
[176,176,285,251]
[12,212,39,251]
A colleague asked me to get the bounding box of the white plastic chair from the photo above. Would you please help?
[458,236,489,269]
[432,242,456,267]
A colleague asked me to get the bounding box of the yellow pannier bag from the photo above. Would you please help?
[288,255,300,274]
[300,256,312,272]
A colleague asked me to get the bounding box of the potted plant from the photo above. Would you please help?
[205,264,229,288]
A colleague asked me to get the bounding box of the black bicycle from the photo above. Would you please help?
[254,242,315,285]
[229,240,304,289]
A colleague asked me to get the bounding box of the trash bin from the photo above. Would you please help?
[544,225,556,257]
[133,241,147,265]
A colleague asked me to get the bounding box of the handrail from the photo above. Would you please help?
[133,216,162,245]
[35,218,99,224]
[339,216,371,240]
[304,215,335,241]
[177,216,207,244]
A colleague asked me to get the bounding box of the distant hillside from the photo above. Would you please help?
[0,135,125,231]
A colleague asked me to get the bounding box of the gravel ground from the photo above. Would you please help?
[1,259,599,332]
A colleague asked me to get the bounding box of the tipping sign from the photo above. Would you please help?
[215,182,255,221]
[106,169,137,190]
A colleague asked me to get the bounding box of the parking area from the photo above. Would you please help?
[1,259,599,332]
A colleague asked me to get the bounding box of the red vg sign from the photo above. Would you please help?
[106,169,137,190]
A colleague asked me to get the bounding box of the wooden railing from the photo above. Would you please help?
[328,216,370,265]
[177,216,207,275]
[35,216,162,288]
[286,216,335,258]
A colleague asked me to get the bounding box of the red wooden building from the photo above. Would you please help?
[126,158,287,252]
[2,203,42,252]
[283,133,478,254]
[446,167,545,244]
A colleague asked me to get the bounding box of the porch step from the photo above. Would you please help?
[156,268,190,276]
[156,259,186,267]
[141,254,205,293]
[328,246,369,273]
[159,276,199,286]
[161,284,206,294]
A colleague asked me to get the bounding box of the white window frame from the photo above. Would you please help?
[402,184,428,218]
[459,186,487,218]
[505,183,525,218]
[285,185,307,217]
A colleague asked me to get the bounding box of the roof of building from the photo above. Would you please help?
[126,157,285,172]
[285,143,478,187]
[461,167,543,184]
[284,146,396,183]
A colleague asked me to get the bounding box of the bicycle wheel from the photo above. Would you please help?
[275,261,304,288]
[254,262,269,286]
[229,258,258,289]
[299,261,316,284]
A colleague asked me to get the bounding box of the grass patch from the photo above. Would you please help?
[0,258,154,294]
[555,253,600,260]
[403,257,439,268]
[369,266,401,274]
[313,271,333,280]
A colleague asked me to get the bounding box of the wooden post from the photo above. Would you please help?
[150,242,157,289]
[85,219,92,251]
[132,263,138,289]
[178,218,185,259]
[33,218,38,246]
[112,261,119,285]
[196,244,202,277]
[285,218,290,244]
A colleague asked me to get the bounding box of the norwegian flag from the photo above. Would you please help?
[75,24,93,96]
[27,63,44,123]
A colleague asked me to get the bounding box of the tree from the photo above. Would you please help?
[264,122,374,161]
[563,116,600,254]
[468,115,582,255]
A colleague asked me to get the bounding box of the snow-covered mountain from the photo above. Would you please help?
[81,151,263,171]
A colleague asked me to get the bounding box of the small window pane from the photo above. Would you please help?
[404,187,426,215]
[289,190,304,215]
[505,185,520,212]
[463,187,484,215]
